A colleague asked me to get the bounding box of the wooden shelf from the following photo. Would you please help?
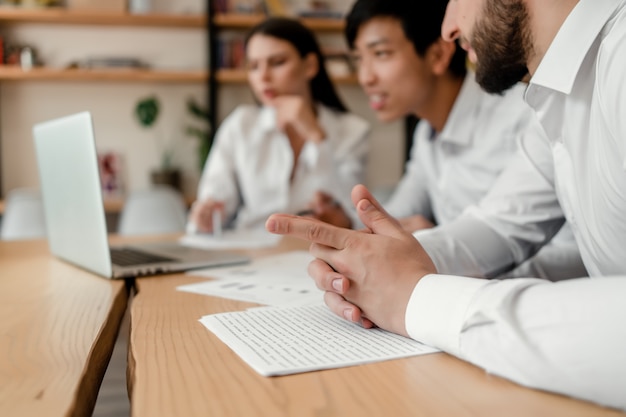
[216,68,357,85]
[0,66,207,82]
[215,68,248,83]
[0,7,205,27]
[213,13,344,32]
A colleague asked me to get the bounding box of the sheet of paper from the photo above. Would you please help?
[179,251,323,307]
[180,228,281,250]
[185,250,311,280]
[200,304,439,376]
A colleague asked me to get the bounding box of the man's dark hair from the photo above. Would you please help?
[345,0,467,78]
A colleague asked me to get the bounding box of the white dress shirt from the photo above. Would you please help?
[385,74,584,280]
[196,104,370,229]
[406,0,626,410]
[385,73,527,224]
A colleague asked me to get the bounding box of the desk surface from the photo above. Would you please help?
[0,239,128,417]
[128,238,624,417]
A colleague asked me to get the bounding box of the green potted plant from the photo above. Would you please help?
[135,95,181,190]
[185,97,213,171]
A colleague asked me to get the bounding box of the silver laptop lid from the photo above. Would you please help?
[33,112,113,277]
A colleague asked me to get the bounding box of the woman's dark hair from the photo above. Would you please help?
[244,17,348,113]
[345,0,467,78]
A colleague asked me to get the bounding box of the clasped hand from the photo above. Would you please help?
[266,185,437,336]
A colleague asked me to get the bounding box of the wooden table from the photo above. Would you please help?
[128,238,625,417]
[0,239,128,417]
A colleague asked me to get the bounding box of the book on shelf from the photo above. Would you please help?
[297,9,343,18]
[216,35,246,69]
[75,57,149,69]
[212,0,265,14]
[293,0,345,19]
[263,0,291,16]
[97,151,125,198]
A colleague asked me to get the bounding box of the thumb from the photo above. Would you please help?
[351,184,391,216]
[356,197,406,240]
[351,184,375,208]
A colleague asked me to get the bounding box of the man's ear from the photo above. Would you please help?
[426,37,456,75]
[304,52,320,80]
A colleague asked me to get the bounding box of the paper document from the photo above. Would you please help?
[180,228,281,250]
[179,251,322,306]
[200,304,439,376]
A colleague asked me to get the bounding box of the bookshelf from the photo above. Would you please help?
[215,67,356,84]
[0,66,207,83]
[213,13,344,31]
[0,7,206,27]
[0,8,206,84]
[209,12,355,88]
[0,6,208,198]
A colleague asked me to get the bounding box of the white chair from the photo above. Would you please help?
[1,188,47,241]
[117,186,187,236]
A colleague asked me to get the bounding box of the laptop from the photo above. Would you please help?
[32,111,249,279]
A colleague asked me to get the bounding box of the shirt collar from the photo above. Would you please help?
[529,0,622,94]
[438,72,483,147]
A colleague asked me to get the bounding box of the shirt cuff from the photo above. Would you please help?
[405,274,490,356]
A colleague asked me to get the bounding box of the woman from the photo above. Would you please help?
[189,17,370,232]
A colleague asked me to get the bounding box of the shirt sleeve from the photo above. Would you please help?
[500,224,588,281]
[405,274,626,411]
[195,108,243,224]
[383,122,432,220]
[416,122,566,278]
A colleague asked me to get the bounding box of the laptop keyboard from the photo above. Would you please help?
[110,247,175,267]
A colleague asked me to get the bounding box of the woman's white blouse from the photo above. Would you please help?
[196,104,370,229]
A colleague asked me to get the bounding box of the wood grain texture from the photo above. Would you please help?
[128,238,624,417]
[215,69,357,85]
[0,239,128,417]
[0,67,207,83]
[0,8,205,27]
[213,13,344,32]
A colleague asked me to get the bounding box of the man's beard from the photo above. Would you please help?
[472,0,532,94]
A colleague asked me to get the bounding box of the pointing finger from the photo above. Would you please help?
[266,213,353,250]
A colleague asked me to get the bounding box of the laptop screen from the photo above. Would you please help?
[33,112,113,277]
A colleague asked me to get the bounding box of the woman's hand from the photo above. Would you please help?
[272,95,326,143]
[189,199,225,233]
[308,191,352,229]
